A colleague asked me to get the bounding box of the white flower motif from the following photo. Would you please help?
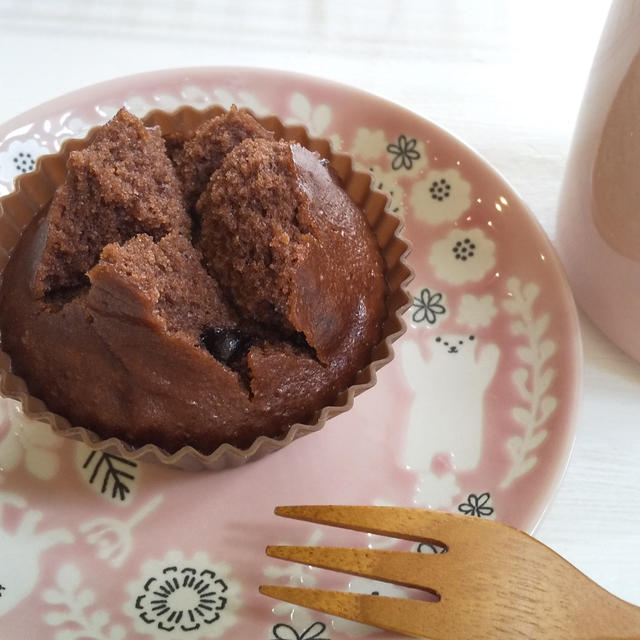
[0,138,49,185]
[211,88,271,116]
[52,106,116,151]
[429,228,496,286]
[457,294,498,329]
[352,128,388,161]
[122,95,155,118]
[271,620,329,639]
[94,104,120,120]
[181,85,211,106]
[385,134,428,174]
[352,127,427,175]
[58,117,94,144]
[412,471,460,510]
[411,168,471,225]
[0,405,63,480]
[124,550,241,639]
[151,93,182,112]
[287,93,332,137]
[458,492,496,519]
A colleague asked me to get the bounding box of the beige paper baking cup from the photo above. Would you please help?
[0,106,412,470]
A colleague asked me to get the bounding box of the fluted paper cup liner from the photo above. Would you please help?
[0,106,412,470]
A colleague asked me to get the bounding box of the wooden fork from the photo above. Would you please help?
[259,505,640,639]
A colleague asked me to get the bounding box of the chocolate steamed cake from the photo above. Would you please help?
[174,105,272,209]
[0,107,386,454]
[34,109,191,298]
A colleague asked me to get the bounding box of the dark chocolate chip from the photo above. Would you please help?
[201,327,251,366]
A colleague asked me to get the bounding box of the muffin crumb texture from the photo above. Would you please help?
[0,107,386,454]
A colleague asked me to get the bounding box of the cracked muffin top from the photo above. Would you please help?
[0,107,387,454]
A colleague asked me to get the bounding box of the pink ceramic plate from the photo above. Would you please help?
[0,68,581,640]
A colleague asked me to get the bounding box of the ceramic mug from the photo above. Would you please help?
[557,0,640,360]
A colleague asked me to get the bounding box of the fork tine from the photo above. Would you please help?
[274,505,482,547]
[266,545,447,594]
[259,586,450,639]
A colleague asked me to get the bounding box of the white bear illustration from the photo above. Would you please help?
[400,334,500,474]
[0,492,73,617]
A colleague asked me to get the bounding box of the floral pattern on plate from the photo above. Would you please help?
[0,67,581,638]
[123,551,241,639]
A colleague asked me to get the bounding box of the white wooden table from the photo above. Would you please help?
[1,0,638,608]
